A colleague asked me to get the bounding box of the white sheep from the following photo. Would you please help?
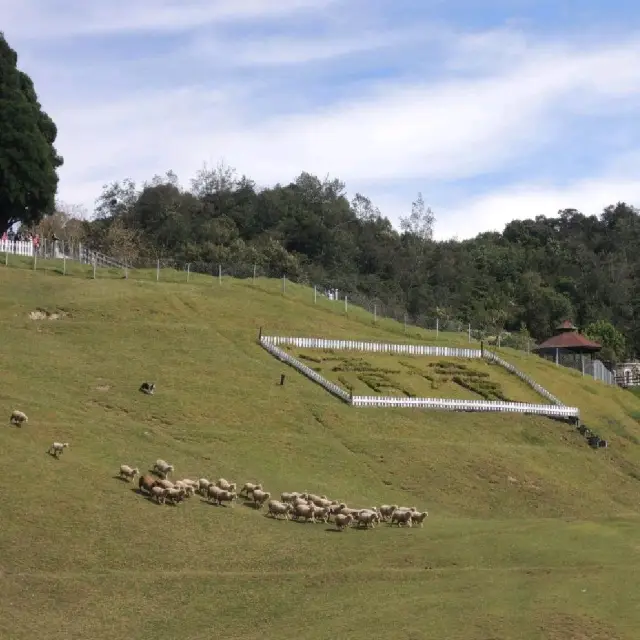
[311,505,330,523]
[410,511,429,527]
[153,459,174,478]
[156,478,174,490]
[207,484,223,503]
[48,442,69,458]
[292,503,316,523]
[252,489,271,509]
[240,482,262,499]
[150,486,167,504]
[267,500,293,520]
[334,513,353,531]
[216,489,237,507]
[390,509,413,527]
[356,510,379,529]
[164,487,186,504]
[378,505,398,521]
[198,478,212,494]
[174,480,195,496]
[10,410,28,426]
[280,491,302,504]
[119,465,139,481]
[215,478,236,492]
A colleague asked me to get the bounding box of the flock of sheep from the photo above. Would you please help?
[10,406,429,532]
[129,460,429,530]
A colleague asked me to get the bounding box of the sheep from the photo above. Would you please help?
[311,505,330,523]
[334,513,353,531]
[139,474,158,495]
[119,465,139,481]
[48,442,69,458]
[356,510,380,529]
[240,482,262,499]
[10,410,28,426]
[198,478,212,495]
[152,459,174,479]
[207,485,223,503]
[280,491,302,504]
[390,509,413,527]
[215,478,236,492]
[252,489,271,509]
[410,511,429,527]
[378,505,398,521]
[174,480,195,496]
[164,487,186,505]
[291,503,316,523]
[150,486,167,504]
[156,478,174,490]
[216,490,237,507]
[267,500,293,520]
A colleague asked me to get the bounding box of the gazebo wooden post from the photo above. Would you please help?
[555,348,559,365]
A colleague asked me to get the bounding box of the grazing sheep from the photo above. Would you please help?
[198,478,212,495]
[334,513,354,531]
[207,485,223,503]
[150,485,167,504]
[48,442,69,458]
[267,500,293,520]
[119,465,139,481]
[410,511,428,527]
[152,459,174,479]
[240,482,263,499]
[252,489,271,509]
[139,382,155,395]
[138,474,158,495]
[390,509,413,527]
[216,490,237,507]
[10,410,28,426]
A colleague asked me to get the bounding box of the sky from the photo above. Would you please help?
[3,0,640,240]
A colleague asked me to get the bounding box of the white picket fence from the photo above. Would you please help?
[261,336,481,358]
[259,335,580,420]
[350,396,579,418]
[0,240,34,256]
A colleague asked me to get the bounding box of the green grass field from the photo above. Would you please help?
[3,258,640,639]
[284,348,551,403]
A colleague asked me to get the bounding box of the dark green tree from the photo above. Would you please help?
[0,33,63,234]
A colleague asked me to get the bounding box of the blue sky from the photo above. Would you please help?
[3,0,640,239]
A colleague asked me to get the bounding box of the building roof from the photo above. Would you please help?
[556,319,577,332]
[534,331,601,352]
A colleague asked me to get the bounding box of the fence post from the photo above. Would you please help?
[33,249,37,270]
[218,264,222,285]
[187,263,190,282]
[124,262,128,279]
[345,296,348,314]
[468,323,471,342]
[373,304,377,323]
[436,317,439,339]
[5,250,8,266]
[253,263,256,284]
[282,275,286,293]
[404,314,407,333]
[93,257,97,279]
[62,242,66,275]
[314,285,317,303]
[156,260,160,281]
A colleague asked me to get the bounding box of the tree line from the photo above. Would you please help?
[0,31,634,363]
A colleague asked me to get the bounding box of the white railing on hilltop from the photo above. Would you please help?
[351,396,579,418]
[259,335,580,420]
[261,336,481,358]
[0,240,34,256]
[484,351,564,406]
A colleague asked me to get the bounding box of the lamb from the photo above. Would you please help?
[152,459,174,478]
[216,489,237,507]
[150,485,167,504]
[334,513,353,531]
[390,509,413,527]
[48,442,69,458]
[410,511,429,527]
[378,505,398,521]
[240,482,262,499]
[10,410,28,426]
[119,465,139,481]
[252,489,271,509]
[138,474,158,495]
[215,478,236,492]
[267,500,293,520]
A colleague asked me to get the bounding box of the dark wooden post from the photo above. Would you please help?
[280,374,285,386]
[258,326,263,342]
[480,340,484,357]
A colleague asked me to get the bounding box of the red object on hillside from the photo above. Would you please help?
[534,319,601,353]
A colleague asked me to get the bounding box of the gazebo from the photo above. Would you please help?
[533,320,602,371]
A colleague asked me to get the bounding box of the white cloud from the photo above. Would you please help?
[434,173,640,241]
[1,0,339,38]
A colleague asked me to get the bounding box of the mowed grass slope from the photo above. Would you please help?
[2,265,640,639]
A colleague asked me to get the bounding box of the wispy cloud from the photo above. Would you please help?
[3,1,640,238]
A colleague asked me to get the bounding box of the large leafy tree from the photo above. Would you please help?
[0,33,63,234]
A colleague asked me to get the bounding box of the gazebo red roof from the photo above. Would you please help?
[556,319,577,332]
[534,329,601,351]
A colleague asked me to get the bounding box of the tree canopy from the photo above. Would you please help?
[0,32,63,234]
[40,163,639,362]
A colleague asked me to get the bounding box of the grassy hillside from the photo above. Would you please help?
[2,262,640,639]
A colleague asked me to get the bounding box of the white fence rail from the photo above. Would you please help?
[261,335,481,358]
[484,351,564,406]
[259,335,580,420]
[0,240,34,256]
[351,396,579,417]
